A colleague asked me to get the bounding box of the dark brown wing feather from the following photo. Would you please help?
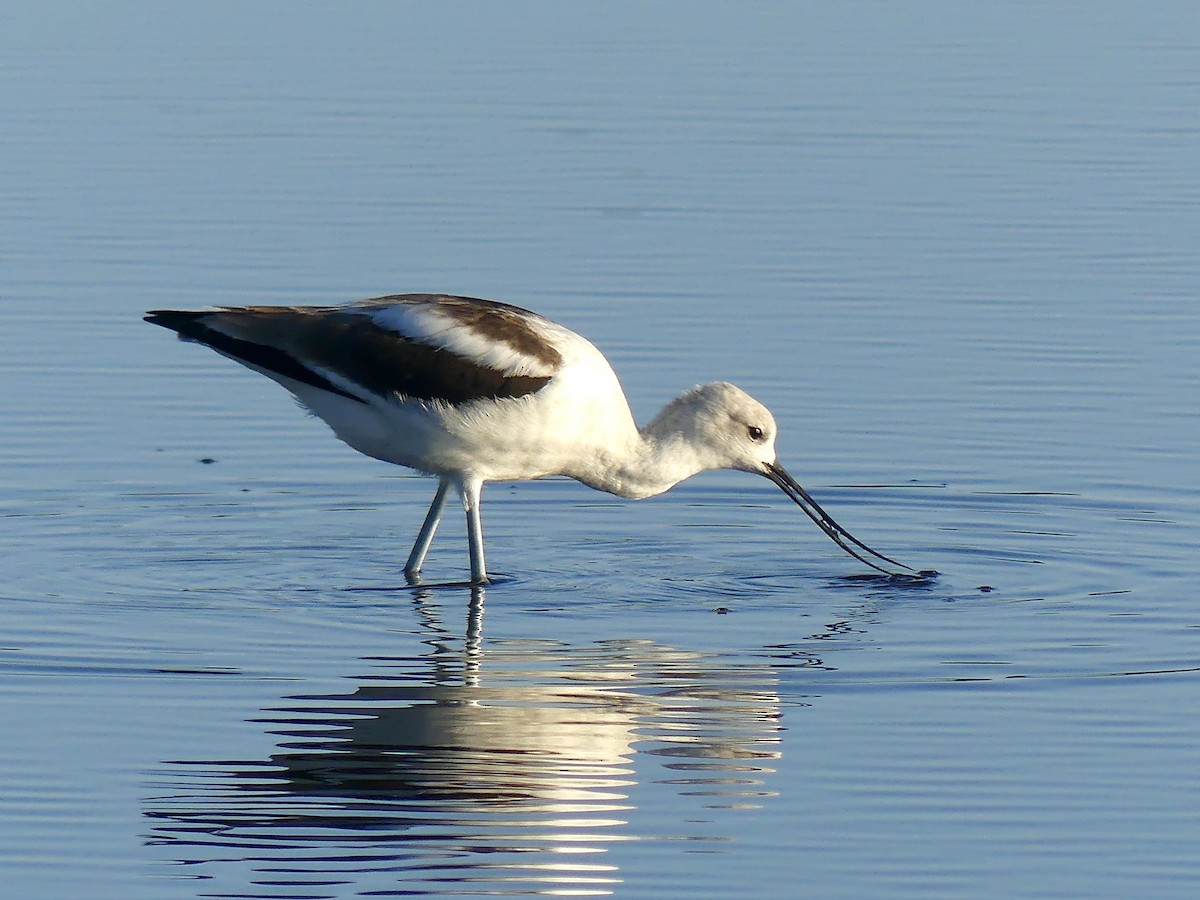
[145,299,555,405]
[144,309,366,402]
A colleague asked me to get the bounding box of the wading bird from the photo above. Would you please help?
[146,294,911,584]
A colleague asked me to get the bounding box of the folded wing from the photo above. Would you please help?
[145,294,562,405]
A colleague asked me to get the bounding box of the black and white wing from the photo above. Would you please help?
[145,294,566,406]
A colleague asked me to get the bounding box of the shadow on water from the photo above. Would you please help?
[143,587,786,897]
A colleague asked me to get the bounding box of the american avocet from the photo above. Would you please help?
[146,294,911,584]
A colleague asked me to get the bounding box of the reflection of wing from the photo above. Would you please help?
[144,639,781,897]
[280,684,644,810]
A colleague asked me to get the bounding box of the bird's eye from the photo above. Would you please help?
[747,425,765,442]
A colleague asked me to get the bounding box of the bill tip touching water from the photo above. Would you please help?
[146,293,927,584]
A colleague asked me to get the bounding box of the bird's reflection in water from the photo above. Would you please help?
[145,588,784,897]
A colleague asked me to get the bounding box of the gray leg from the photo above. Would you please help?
[405,479,451,577]
[460,478,489,585]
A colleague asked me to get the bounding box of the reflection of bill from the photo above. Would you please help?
[145,616,783,897]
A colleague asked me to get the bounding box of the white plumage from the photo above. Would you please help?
[147,294,911,584]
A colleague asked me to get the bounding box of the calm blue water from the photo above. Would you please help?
[3,3,1199,898]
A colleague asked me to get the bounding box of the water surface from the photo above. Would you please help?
[2,2,1199,898]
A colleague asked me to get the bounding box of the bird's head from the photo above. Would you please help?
[654,382,780,474]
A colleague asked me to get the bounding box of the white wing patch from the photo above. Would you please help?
[366,302,561,378]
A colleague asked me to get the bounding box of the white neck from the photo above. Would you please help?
[567,396,714,499]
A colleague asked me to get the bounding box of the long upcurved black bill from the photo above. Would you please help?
[764,462,913,575]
